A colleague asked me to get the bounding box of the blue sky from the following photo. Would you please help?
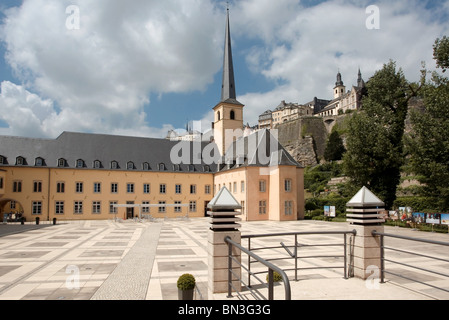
[0,0,448,139]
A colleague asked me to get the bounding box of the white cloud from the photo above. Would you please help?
[232,0,449,123]
[0,0,223,138]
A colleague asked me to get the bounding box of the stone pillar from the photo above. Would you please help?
[346,187,385,280]
[207,187,242,295]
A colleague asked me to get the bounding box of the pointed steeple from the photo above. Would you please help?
[221,8,241,105]
[357,68,366,88]
[335,71,344,87]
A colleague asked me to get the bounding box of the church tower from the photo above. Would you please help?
[213,8,244,156]
[333,71,346,99]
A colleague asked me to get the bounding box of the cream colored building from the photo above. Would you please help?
[0,10,304,223]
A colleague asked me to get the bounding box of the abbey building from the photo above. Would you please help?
[0,10,305,223]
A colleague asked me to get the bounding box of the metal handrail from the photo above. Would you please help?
[372,230,449,294]
[225,236,291,300]
[243,230,357,284]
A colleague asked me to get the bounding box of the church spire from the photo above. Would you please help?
[221,7,239,104]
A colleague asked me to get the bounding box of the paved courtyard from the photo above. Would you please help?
[0,218,447,300]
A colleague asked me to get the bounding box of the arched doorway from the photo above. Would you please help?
[0,198,24,222]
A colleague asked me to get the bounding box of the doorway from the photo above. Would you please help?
[126,201,134,219]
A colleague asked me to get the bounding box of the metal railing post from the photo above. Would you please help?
[379,233,385,284]
[248,237,251,288]
[268,268,274,300]
[294,234,298,281]
[344,233,348,279]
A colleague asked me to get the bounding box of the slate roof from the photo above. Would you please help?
[0,132,217,173]
[220,129,302,171]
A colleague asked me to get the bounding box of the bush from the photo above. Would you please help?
[266,271,283,283]
[177,274,196,290]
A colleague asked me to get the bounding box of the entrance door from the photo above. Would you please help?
[204,201,210,217]
[126,201,134,219]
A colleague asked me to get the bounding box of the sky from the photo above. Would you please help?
[0,0,448,139]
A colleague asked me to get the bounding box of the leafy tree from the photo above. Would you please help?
[324,130,345,162]
[434,36,449,73]
[343,61,421,208]
[405,38,449,210]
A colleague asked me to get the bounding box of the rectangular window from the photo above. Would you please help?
[76,182,83,193]
[189,201,197,213]
[241,201,245,215]
[259,180,266,192]
[158,201,166,213]
[13,181,22,193]
[74,201,83,214]
[0,177,3,189]
[160,184,166,194]
[241,181,245,193]
[92,201,101,214]
[57,182,65,193]
[142,201,150,213]
[109,201,118,214]
[143,184,150,194]
[127,183,134,193]
[55,201,64,215]
[259,201,267,215]
[174,201,182,213]
[285,201,293,215]
[190,185,196,194]
[285,179,292,192]
[175,184,182,194]
[32,201,42,215]
[33,181,42,193]
[111,183,118,194]
[233,182,237,193]
[94,183,101,193]
[10,201,16,209]
[205,185,211,195]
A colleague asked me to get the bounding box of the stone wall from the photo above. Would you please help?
[277,117,329,167]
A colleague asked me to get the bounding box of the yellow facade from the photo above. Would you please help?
[0,166,214,222]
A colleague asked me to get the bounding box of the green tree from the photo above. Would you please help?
[434,36,449,73]
[343,61,420,208]
[324,130,345,162]
[405,38,449,210]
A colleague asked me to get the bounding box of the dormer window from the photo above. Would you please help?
[111,161,119,169]
[159,163,165,171]
[35,157,45,167]
[142,162,150,171]
[173,164,180,172]
[188,165,195,172]
[93,160,102,169]
[204,165,210,172]
[76,159,85,168]
[16,156,25,166]
[58,158,67,168]
[127,162,135,170]
[0,156,6,165]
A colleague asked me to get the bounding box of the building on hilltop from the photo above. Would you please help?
[258,101,314,130]
[0,9,305,223]
[315,69,366,117]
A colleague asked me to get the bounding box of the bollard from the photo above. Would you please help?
[36,217,40,225]
[53,218,57,225]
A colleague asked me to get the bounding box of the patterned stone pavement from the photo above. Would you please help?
[0,219,447,300]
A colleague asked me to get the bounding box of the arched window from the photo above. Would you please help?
[230,110,236,120]
[16,156,25,166]
[217,111,221,121]
[159,163,165,171]
[76,159,85,168]
[93,160,102,169]
[143,162,150,171]
[35,157,44,167]
[127,161,135,170]
[0,156,6,165]
[111,161,119,169]
[58,158,67,168]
